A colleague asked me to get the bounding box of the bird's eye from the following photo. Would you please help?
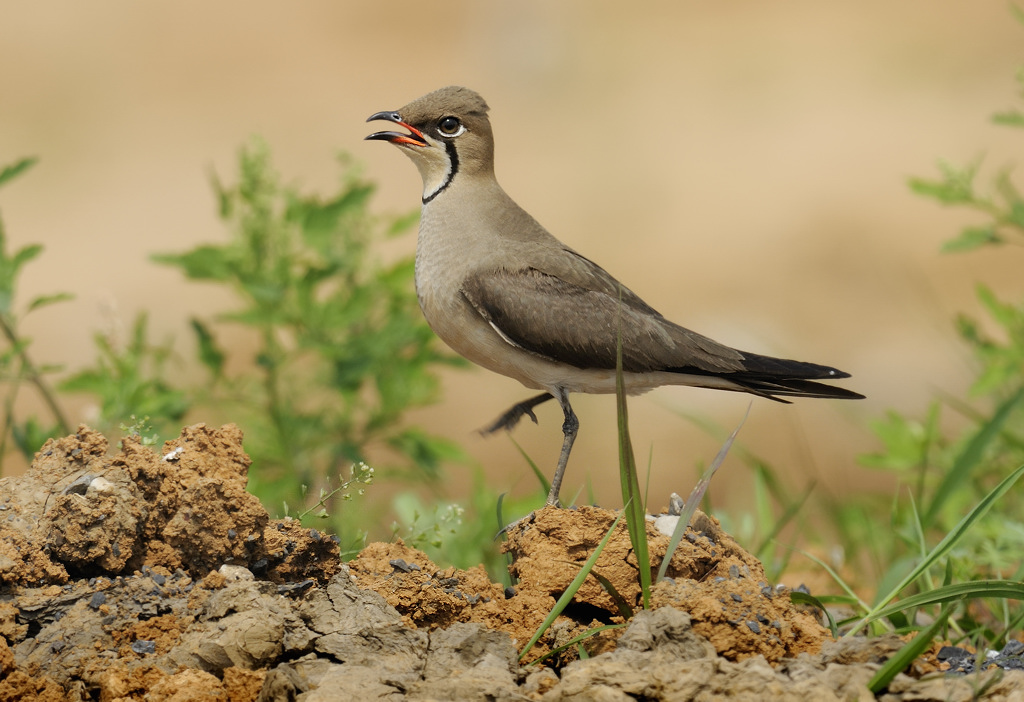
[437,116,464,137]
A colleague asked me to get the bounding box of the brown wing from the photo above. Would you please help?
[460,260,864,402]
[460,265,748,374]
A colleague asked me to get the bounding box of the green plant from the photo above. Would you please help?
[150,139,467,533]
[60,313,190,441]
[816,19,1024,673]
[0,157,73,467]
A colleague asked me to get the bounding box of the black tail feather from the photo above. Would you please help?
[670,349,864,403]
[729,376,865,403]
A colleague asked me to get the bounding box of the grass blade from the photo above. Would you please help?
[792,546,872,612]
[518,511,625,661]
[532,623,627,664]
[923,386,1024,527]
[508,434,551,496]
[753,481,813,564]
[790,590,839,639]
[588,570,635,619]
[657,402,750,583]
[868,605,953,694]
[616,286,651,609]
[868,580,1024,622]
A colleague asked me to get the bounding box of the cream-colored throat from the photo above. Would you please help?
[407,144,455,203]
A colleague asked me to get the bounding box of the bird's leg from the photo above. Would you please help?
[480,392,554,435]
[546,388,578,507]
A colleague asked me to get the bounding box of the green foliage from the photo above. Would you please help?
[1,140,475,556]
[0,157,72,464]
[149,139,466,530]
[60,314,189,440]
[845,28,1024,652]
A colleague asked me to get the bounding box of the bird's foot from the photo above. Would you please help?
[479,392,554,435]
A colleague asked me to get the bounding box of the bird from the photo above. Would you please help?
[366,86,863,507]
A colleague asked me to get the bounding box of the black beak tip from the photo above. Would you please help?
[366,110,400,124]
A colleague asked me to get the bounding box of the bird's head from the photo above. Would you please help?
[366,86,494,203]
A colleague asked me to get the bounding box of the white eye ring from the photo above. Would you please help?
[437,117,466,138]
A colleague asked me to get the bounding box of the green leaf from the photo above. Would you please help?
[908,160,979,205]
[1013,2,1024,25]
[941,226,1002,252]
[860,407,937,471]
[190,318,225,377]
[27,292,74,313]
[0,158,38,189]
[11,244,43,271]
[152,246,234,281]
[975,283,1018,329]
[992,110,1024,128]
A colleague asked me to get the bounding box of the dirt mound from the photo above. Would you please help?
[0,425,1020,700]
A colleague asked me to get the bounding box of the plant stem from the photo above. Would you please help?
[0,313,71,435]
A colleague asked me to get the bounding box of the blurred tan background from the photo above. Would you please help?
[1,1,1021,513]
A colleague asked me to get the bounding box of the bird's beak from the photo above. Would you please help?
[365,111,428,147]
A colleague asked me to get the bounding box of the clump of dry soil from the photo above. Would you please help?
[0,425,1020,700]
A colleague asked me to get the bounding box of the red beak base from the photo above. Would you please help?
[365,111,428,147]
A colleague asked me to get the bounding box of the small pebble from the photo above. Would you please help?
[131,640,156,655]
[89,592,106,609]
[1002,640,1024,656]
[277,579,315,596]
[746,621,761,634]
